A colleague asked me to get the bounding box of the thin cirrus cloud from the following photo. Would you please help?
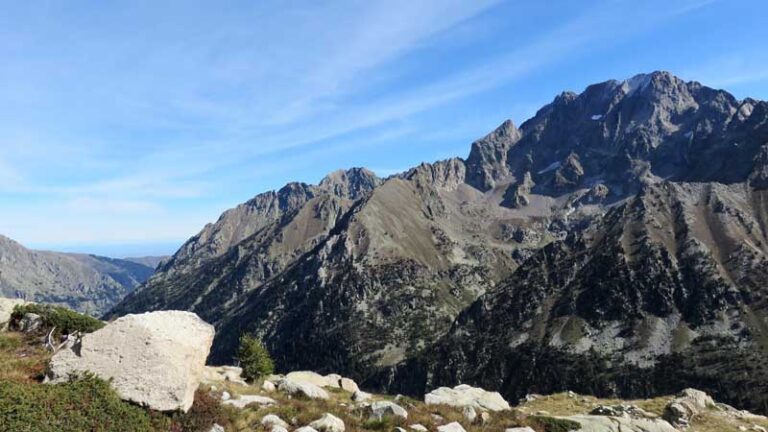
[0,0,753,255]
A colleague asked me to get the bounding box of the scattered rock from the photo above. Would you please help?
[0,297,27,330]
[262,414,289,429]
[286,371,334,387]
[202,365,247,385]
[309,413,345,432]
[462,406,477,422]
[272,427,289,432]
[222,394,276,409]
[46,311,214,412]
[208,424,225,432]
[479,412,490,425]
[19,313,42,333]
[505,428,535,432]
[295,427,319,432]
[425,384,510,411]
[664,388,716,427]
[325,374,343,388]
[352,390,372,402]
[339,377,359,393]
[410,425,428,431]
[590,404,655,418]
[437,422,466,432]
[262,380,276,392]
[367,401,408,420]
[278,378,329,400]
[563,415,677,432]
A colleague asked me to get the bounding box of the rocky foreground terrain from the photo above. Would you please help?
[0,235,157,315]
[2,299,767,432]
[108,71,768,415]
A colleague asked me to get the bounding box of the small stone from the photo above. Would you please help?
[278,378,329,399]
[410,425,428,431]
[208,424,225,432]
[221,391,231,401]
[437,422,466,432]
[262,414,289,429]
[505,428,535,432]
[272,427,289,432]
[339,377,359,393]
[479,412,490,425]
[352,390,372,402]
[368,401,408,420]
[20,313,42,333]
[262,380,276,392]
[462,406,476,423]
[222,394,276,409]
[309,413,345,432]
[295,427,319,432]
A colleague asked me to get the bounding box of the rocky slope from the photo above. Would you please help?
[108,71,768,413]
[0,235,155,315]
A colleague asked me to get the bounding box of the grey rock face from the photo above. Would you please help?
[108,72,768,414]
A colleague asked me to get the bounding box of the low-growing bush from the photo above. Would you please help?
[0,374,168,432]
[11,303,105,334]
[236,334,274,382]
[530,415,582,432]
[169,389,231,432]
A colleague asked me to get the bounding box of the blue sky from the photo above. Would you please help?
[1,0,766,257]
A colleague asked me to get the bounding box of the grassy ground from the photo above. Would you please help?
[214,379,578,432]
[0,329,766,432]
[517,392,768,432]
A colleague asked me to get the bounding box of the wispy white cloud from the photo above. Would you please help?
[681,54,768,89]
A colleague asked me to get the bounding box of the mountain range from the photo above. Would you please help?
[0,235,160,315]
[106,71,768,414]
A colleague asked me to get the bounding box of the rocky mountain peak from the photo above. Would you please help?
[465,120,522,191]
[318,167,381,199]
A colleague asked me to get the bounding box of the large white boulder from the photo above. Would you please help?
[0,297,27,330]
[425,384,510,411]
[47,311,214,412]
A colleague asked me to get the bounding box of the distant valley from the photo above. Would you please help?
[0,235,164,315]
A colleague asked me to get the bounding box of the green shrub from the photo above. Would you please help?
[168,389,231,432]
[0,374,167,432]
[530,415,582,432]
[11,304,105,334]
[235,334,274,382]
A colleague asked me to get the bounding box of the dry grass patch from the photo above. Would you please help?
[0,332,50,383]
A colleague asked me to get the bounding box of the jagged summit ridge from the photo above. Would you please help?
[109,72,768,414]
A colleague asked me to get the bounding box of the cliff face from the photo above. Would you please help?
[108,72,768,413]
